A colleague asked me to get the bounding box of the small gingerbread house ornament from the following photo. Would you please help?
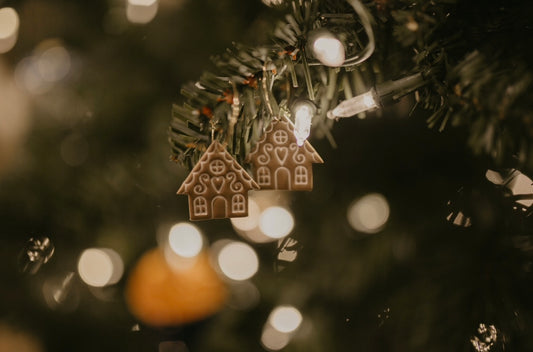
[246,119,323,191]
[178,141,259,221]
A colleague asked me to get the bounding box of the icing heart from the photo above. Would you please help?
[211,176,225,194]
[275,147,288,164]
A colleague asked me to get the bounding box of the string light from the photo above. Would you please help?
[310,30,345,67]
[291,100,316,146]
[0,7,19,54]
[327,72,427,119]
[327,89,379,119]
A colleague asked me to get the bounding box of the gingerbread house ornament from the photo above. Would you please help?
[246,119,323,191]
[178,140,259,221]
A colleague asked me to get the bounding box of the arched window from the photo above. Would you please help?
[232,194,246,214]
[193,197,208,216]
[273,130,288,145]
[294,166,308,185]
[257,166,271,186]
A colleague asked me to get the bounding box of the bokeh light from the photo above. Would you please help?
[259,206,294,239]
[268,305,303,333]
[0,62,29,175]
[231,198,261,232]
[217,241,259,281]
[42,272,79,312]
[0,322,44,352]
[37,44,71,83]
[0,8,19,54]
[347,193,390,234]
[168,222,203,258]
[14,40,71,95]
[77,248,124,287]
[260,325,291,351]
[127,0,159,24]
[227,281,261,311]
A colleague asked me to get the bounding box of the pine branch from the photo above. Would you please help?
[170,0,533,173]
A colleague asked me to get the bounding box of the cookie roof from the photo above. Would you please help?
[246,119,324,164]
[177,140,259,195]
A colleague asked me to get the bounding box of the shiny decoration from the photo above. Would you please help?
[470,323,498,352]
[19,236,55,275]
[125,248,227,327]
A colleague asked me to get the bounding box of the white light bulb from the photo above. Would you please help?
[328,89,379,119]
[168,222,203,258]
[0,8,19,54]
[312,35,345,67]
[292,102,315,146]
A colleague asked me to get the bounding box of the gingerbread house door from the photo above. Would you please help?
[212,196,227,218]
[275,167,291,189]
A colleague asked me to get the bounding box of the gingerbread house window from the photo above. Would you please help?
[257,166,271,185]
[232,194,246,214]
[209,159,226,175]
[273,130,288,145]
[295,166,308,185]
[193,196,208,216]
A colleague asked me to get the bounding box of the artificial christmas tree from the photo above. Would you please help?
[0,0,532,351]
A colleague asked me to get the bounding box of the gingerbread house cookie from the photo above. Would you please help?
[247,119,323,191]
[178,141,259,220]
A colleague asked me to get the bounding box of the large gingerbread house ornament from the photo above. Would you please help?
[247,119,323,191]
[178,141,259,221]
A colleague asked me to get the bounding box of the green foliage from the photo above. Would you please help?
[170,0,533,173]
